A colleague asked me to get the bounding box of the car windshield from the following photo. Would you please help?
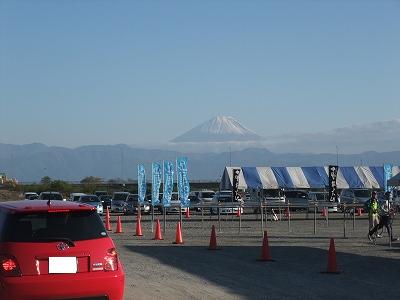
[315,193,328,201]
[354,190,371,198]
[127,195,139,202]
[113,193,128,201]
[40,193,63,200]
[189,195,199,201]
[1,211,107,242]
[80,195,99,203]
[264,190,282,197]
[73,195,82,201]
[201,192,215,198]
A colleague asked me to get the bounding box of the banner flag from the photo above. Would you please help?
[328,165,338,202]
[163,161,174,207]
[138,164,146,204]
[151,162,162,206]
[177,157,190,208]
[232,168,241,202]
[384,163,392,192]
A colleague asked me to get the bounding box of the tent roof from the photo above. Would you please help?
[388,172,400,186]
[220,166,400,190]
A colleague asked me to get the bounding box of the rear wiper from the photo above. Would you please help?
[34,237,75,247]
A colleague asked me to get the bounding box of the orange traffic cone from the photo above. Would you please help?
[135,215,143,237]
[185,207,191,219]
[115,216,123,233]
[173,222,184,244]
[105,207,111,231]
[324,238,340,274]
[153,219,163,240]
[258,230,274,261]
[236,207,241,217]
[284,208,290,218]
[208,225,219,250]
[321,207,327,217]
[356,208,362,217]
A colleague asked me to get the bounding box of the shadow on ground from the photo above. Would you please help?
[124,244,399,300]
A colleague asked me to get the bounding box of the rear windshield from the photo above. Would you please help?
[80,195,100,203]
[40,193,63,200]
[113,193,129,201]
[1,211,107,242]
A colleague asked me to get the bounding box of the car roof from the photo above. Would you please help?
[0,200,95,213]
[40,191,62,194]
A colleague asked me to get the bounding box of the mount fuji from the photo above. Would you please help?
[171,116,262,143]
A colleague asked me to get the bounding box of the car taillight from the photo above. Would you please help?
[103,248,118,271]
[0,255,21,277]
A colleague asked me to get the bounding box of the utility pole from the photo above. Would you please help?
[336,145,339,166]
[229,146,232,167]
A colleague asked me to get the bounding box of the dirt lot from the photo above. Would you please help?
[108,212,400,300]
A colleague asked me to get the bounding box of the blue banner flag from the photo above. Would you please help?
[151,162,162,206]
[163,161,174,207]
[177,157,190,208]
[138,164,146,204]
[384,163,392,192]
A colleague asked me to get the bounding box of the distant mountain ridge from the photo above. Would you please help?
[171,116,262,142]
[1,143,400,182]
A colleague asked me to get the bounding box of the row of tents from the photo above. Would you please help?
[220,166,400,190]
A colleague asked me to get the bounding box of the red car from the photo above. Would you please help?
[0,200,125,300]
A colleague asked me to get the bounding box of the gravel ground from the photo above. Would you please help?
[108,211,400,300]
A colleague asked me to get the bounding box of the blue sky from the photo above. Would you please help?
[1,0,399,148]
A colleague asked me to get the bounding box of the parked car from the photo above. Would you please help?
[197,190,216,204]
[99,194,112,209]
[253,189,286,213]
[339,189,372,205]
[38,192,64,201]
[162,193,183,214]
[307,191,338,212]
[210,191,243,215]
[124,194,150,215]
[189,192,202,211]
[0,200,125,299]
[24,192,38,200]
[69,192,86,202]
[111,192,130,213]
[95,191,108,197]
[78,194,104,215]
[262,189,286,203]
[284,190,309,211]
[339,189,373,213]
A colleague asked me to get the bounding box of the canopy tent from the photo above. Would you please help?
[220,166,400,190]
[388,172,400,186]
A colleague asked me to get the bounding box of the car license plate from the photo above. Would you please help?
[49,257,77,273]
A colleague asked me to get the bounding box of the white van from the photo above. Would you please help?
[69,193,86,202]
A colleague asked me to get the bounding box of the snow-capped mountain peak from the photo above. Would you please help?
[171,116,262,143]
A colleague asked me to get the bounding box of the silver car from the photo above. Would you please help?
[78,194,103,215]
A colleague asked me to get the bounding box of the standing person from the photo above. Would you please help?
[368,191,380,236]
